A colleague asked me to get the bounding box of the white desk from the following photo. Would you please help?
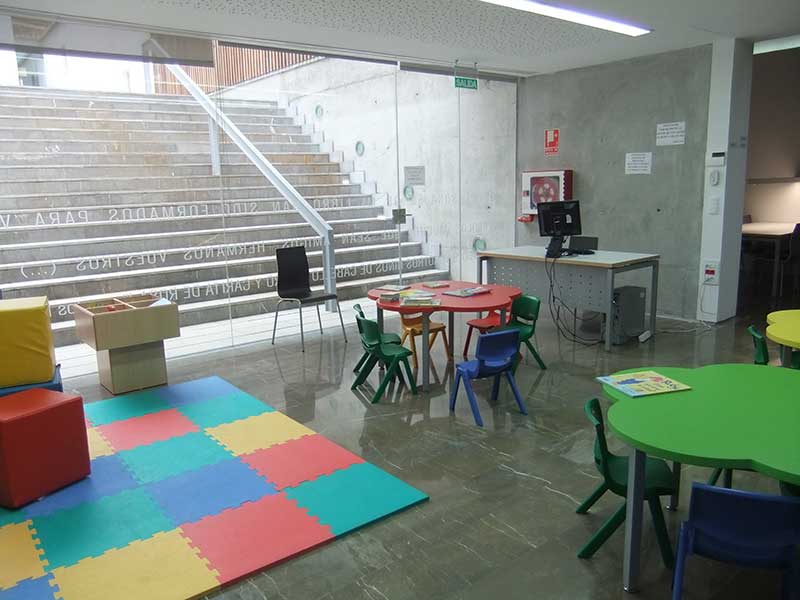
[477,246,660,350]
[741,222,797,297]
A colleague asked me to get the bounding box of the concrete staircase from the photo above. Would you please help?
[0,86,447,347]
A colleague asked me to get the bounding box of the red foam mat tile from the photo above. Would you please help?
[96,409,198,452]
[240,434,365,490]
[179,493,333,583]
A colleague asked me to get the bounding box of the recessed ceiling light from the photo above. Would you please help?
[477,0,652,37]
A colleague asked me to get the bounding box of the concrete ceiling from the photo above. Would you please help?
[2,0,800,75]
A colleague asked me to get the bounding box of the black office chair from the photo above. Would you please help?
[270,246,347,352]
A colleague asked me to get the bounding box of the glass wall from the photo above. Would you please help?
[0,14,517,376]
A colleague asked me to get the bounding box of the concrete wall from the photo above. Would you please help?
[516,46,712,319]
[744,47,800,222]
[221,58,517,280]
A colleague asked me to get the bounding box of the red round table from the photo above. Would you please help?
[367,281,521,390]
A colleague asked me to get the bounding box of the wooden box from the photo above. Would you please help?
[72,295,179,394]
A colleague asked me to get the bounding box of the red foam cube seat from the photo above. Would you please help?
[0,388,90,509]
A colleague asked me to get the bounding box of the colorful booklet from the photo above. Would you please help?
[596,371,691,398]
[400,290,436,298]
[442,287,490,298]
[401,298,441,307]
[423,281,449,289]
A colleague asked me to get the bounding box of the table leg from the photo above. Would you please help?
[781,345,793,368]
[667,462,681,511]
[623,448,646,593]
[377,307,384,333]
[448,311,455,362]
[421,313,430,391]
[650,261,659,339]
[773,238,781,297]
[500,308,507,327]
[605,269,615,351]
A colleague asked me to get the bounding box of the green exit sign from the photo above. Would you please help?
[454,76,478,90]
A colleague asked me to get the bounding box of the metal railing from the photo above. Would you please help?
[147,40,337,306]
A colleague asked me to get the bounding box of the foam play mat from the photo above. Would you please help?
[0,377,428,600]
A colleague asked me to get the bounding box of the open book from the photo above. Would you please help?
[596,371,690,398]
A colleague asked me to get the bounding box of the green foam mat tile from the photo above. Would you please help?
[118,432,232,484]
[284,462,428,536]
[32,488,173,570]
[83,390,169,427]
[177,392,274,429]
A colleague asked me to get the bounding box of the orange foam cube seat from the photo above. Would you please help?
[0,389,90,509]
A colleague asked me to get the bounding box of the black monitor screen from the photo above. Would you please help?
[538,201,582,237]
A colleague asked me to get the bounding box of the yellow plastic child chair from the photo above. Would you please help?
[399,314,453,368]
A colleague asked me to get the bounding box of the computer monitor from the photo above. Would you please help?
[538,201,582,257]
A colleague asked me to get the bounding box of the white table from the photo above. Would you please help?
[477,246,660,350]
[741,222,797,297]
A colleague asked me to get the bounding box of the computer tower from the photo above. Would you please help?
[610,286,646,345]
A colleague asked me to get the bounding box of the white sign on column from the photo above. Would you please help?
[656,122,686,146]
[625,152,652,175]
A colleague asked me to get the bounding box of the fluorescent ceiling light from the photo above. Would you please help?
[754,34,800,55]
[477,0,652,37]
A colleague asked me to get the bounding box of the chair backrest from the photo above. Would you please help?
[356,315,383,347]
[475,329,519,368]
[687,482,800,550]
[353,303,365,319]
[275,246,311,298]
[569,236,599,251]
[584,398,616,490]
[747,325,769,365]
[511,295,541,323]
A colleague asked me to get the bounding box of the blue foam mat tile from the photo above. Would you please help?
[23,455,138,519]
[146,457,277,525]
[154,376,242,406]
[0,574,58,600]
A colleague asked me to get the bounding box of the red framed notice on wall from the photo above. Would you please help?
[544,129,560,155]
[520,169,574,215]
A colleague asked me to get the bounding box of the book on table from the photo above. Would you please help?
[422,281,449,289]
[401,298,442,307]
[442,287,490,298]
[379,293,401,303]
[375,284,410,292]
[400,290,436,298]
[596,370,691,398]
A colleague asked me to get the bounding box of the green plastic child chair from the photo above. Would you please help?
[747,324,800,368]
[576,398,675,568]
[352,304,402,373]
[352,315,417,403]
[504,295,546,370]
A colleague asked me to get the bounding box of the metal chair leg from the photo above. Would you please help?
[336,299,347,342]
[298,303,305,352]
[316,304,323,334]
[271,300,283,344]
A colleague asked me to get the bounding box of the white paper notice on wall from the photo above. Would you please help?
[656,121,686,146]
[404,166,426,186]
[625,152,652,175]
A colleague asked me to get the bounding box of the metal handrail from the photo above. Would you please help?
[146,40,337,303]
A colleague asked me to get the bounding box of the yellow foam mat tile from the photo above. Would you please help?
[51,529,219,600]
[0,521,47,590]
[205,411,315,456]
[86,427,115,459]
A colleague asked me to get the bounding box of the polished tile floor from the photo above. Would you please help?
[65,306,783,600]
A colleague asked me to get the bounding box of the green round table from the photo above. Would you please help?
[602,364,800,592]
[767,310,800,366]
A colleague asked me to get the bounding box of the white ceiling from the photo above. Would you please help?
[2,0,800,75]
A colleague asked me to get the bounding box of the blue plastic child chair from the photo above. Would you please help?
[450,329,527,427]
[672,482,800,600]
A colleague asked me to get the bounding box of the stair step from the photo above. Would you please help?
[0,139,321,154]
[12,254,438,321]
[0,183,365,209]
[1,230,405,276]
[49,268,449,346]
[2,242,421,299]
[0,114,303,133]
[0,151,334,167]
[0,162,343,179]
[1,172,355,196]
[0,128,313,143]
[0,216,394,260]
